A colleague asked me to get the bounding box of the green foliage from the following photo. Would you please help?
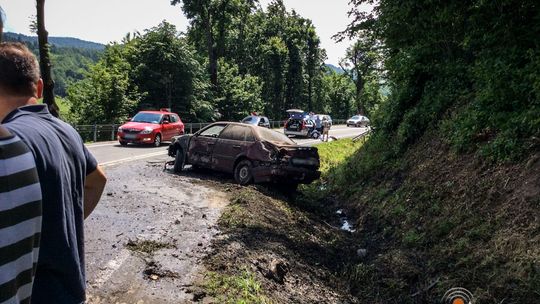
[66,22,216,124]
[215,60,263,120]
[3,33,101,97]
[66,49,141,124]
[345,0,540,162]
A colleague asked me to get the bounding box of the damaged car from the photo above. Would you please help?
[168,122,321,188]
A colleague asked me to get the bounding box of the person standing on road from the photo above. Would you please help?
[321,116,330,142]
[315,115,322,133]
[0,42,107,303]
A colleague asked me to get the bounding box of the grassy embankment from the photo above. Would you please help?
[197,139,364,303]
[316,127,539,303]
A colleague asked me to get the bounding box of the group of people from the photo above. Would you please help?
[1,13,107,304]
[310,112,331,142]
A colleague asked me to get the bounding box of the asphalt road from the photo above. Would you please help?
[86,125,369,167]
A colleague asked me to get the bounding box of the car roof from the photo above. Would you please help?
[138,110,177,115]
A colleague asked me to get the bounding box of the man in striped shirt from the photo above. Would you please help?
[0,126,42,304]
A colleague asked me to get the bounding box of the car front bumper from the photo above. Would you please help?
[252,164,321,184]
[118,133,155,144]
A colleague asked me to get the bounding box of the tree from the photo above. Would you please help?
[215,59,263,120]
[67,44,142,124]
[339,36,380,116]
[36,0,59,117]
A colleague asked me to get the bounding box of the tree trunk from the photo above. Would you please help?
[355,76,366,115]
[203,10,218,87]
[36,0,59,117]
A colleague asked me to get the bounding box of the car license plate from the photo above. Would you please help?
[124,134,137,139]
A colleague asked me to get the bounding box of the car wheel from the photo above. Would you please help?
[173,148,185,173]
[119,140,128,146]
[234,160,253,185]
[153,134,162,147]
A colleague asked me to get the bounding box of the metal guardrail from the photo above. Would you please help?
[74,119,350,143]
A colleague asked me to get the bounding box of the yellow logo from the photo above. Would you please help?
[442,287,474,304]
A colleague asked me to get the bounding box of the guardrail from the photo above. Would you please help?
[75,119,349,143]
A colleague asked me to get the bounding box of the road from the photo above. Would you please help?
[87,125,369,166]
[84,124,369,303]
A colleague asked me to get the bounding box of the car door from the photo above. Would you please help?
[212,125,253,172]
[160,115,173,140]
[188,124,226,168]
[170,114,183,136]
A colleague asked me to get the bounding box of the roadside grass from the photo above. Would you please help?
[300,138,365,202]
[203,270,271,304]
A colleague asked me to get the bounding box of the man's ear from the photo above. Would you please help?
[36,79,43,99]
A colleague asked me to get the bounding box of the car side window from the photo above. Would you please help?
[170,115,178,123]
[199,125,226,137]
[219,125,255,142]
[162,115,170,123]
[218,125,237,140]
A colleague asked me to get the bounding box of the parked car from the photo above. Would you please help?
[346,115,370,127]
[117,109,184,146]
[284,109,317,138]
[168,122,321,188]
[241,115,271,128]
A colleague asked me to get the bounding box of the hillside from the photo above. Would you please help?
[325,63,344,74]
[3,32,103,97]
[307,0,540,303]
[4,32,105,50]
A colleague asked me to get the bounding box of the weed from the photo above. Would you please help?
[204,270,271,304]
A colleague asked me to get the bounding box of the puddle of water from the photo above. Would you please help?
[340,220,356,232]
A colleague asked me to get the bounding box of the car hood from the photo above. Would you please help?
[120,121,158,130]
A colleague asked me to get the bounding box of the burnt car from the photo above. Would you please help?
[168,122,321,187]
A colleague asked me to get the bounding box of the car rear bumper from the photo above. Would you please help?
[252,165,320,184]
[284,129,309,137]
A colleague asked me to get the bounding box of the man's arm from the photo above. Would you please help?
[84,165,107,219]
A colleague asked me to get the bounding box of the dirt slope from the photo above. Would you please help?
[341,131,540,303]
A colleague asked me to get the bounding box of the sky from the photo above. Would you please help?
[1,0,363,65]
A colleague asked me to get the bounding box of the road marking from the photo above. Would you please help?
[100,151,167,167]
[92,249,131,288]
[86,142,118,148]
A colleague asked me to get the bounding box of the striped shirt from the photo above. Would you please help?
[0,134,42,304]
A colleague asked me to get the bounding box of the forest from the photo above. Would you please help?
[25,0,385,125]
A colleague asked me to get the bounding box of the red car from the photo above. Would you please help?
[117,110,184,146]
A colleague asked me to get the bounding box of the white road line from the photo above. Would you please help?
[91,249,131,288]
[100,151,167,167]
[86,142,118,148]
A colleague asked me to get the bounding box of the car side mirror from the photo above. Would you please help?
[162,121,170,124]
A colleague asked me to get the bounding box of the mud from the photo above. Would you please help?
[85,155,228,303]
